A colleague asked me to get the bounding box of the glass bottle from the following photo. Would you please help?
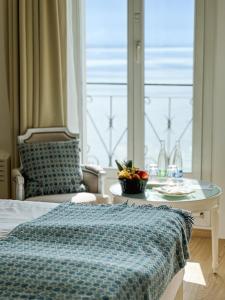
[173,140,183,177]
[157,140,167,177]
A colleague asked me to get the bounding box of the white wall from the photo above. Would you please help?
[200,0,225,238]
[211,0,225,238]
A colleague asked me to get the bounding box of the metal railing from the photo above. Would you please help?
[86,82,193,167]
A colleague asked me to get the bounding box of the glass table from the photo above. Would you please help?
[110,178,222,273]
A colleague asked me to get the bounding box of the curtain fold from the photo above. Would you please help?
[67,0,79,134]
[67,0,86,161]
[7,0,67,167]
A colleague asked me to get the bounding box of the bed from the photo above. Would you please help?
[0,200,58,239]
[0,200,191,300]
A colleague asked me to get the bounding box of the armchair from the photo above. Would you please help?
[12,127,108,204]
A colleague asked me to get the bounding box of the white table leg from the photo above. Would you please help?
[211,207,219,273]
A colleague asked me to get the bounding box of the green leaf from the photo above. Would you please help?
[115,160,123,171]
[124,160,133,169]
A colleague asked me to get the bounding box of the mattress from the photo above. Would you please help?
[0,200,58,238]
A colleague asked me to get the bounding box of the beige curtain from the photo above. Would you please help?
[7,0,67,167]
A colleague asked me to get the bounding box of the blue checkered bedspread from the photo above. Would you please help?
[0,202,192,299]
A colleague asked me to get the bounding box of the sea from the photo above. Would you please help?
[85,46,193,172]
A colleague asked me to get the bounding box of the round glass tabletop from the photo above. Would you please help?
[110,178,222,203]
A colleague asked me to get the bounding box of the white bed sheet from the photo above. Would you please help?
[0,200,58,238]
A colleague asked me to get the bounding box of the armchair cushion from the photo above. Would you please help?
[25,192,97,204]
[18,140,86,198]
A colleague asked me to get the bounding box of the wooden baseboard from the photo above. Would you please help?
[192,228,211,238]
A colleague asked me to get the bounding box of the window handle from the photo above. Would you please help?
[136,41,141,63]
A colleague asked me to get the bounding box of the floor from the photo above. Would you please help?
[184,237,225,300]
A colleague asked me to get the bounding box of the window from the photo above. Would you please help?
[144,0,195,172]
[75,0,203,178]
[86,0,128,167]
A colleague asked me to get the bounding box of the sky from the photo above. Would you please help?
[86,0,195,47]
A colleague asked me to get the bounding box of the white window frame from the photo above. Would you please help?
[69,0,87,162]
[128,0,145,168]
[78,0,205,187]
[192,0,205,179]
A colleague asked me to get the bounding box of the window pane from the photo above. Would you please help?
[144,0,195,172]
[86,0,127,167]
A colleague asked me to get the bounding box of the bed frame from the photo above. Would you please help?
[161,269,184,300]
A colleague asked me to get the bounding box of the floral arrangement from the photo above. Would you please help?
[115,160,149,194]
[115,160,149,180]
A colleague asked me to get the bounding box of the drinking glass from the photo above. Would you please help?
[167,165,178,178]
[149,164,159,178]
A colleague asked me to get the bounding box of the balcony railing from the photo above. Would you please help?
[86,82,193,170]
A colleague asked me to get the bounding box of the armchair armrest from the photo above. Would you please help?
[81,164,106,196]
[83,164,105,174]
[11,168,25,200]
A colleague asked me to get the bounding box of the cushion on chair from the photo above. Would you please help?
[18,140,86,198]
[25,192,96,204]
